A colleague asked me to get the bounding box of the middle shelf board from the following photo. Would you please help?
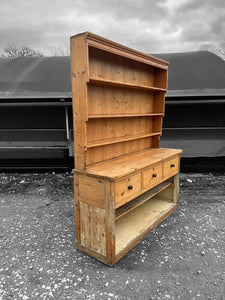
[89,78,167,92]
[87,132,161,148]
[88,113,163,119]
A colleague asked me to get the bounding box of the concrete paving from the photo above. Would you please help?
[0,172,225,299]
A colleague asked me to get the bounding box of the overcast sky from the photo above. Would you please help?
[0,0,224,55]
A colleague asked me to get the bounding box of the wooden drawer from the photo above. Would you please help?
[163,156,179,178]
[142,163,163,189]
[115,173,141,206]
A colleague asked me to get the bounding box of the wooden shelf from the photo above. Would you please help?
[87,132,161,148]
[89,78,166,92]
[115,181,173,220]
[88,113,163,119]
[115,196,177,254]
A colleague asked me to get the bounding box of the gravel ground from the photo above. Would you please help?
[0,172,225,300]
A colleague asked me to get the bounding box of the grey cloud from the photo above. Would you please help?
[168,0,225,46]
[0,0,224,54]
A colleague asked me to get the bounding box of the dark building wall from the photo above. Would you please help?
[0,104,73,159]
[161,100,225,157]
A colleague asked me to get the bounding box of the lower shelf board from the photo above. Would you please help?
[115,197,176,255]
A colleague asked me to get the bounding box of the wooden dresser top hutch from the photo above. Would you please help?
[70,32,182,266]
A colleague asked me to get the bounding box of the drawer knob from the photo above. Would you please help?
[171,164,175,168]
[128,185,133,190]
[152,173,157,178]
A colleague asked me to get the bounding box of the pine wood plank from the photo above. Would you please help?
[105,181,116,264]
[87,132,161,148]
[153,93,165,115]
[74,174,81,245]
[88,113,163,118]
[89,77,166,92]
[70,34,89,170]
[80,202,106,256]
[154,68,168,89]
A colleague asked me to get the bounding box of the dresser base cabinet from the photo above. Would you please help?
[74,149,181,266]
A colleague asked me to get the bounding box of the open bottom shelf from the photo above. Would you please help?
[115,197,176,255]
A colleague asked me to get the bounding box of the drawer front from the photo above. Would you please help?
[115,173,141,206]
[164,156,179,178]
[143,164,163,189]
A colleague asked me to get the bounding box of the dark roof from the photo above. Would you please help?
[153,51,225,97]
[0,51,225,99]
[0,56,71,99]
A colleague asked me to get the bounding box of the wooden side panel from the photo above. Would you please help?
[155,186,174,202]
[154,69,168,89]
[80,202,106,256]
[78,177,105,203]
[152,135,160,148]
[154,175,179,204]
[74,174,81,245]
[172,174,179,204]
[70,34,89,170]
[153,93,165,147]
[105,180,115,265]
[153,93,165,115]
[153,116,163,134]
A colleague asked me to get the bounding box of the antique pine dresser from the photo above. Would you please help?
[70,32,182,266]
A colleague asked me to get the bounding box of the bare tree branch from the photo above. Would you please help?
[47,42,70,56]
[199,42,225,60]
[2,44,43,57]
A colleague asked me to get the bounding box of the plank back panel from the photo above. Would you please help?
[86,137,152,166]
[89,47,156,87]
[87,117,153,144]
[88,85,154,116]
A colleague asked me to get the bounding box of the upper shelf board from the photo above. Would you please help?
[70,32,169,70]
